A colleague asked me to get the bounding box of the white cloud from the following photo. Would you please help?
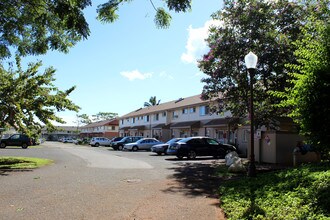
[181,19,223,64]
[120,70,153,81]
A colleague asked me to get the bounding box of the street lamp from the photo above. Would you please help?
[244,51,258,177]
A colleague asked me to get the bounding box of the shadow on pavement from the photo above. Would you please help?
[0,169,33,176]
[163,160,225,199]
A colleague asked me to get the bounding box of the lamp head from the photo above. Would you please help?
[245,51,258,69]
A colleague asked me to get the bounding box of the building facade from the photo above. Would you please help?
[80,118,119,138]
[119,94,241,147]
[41,126,80,141]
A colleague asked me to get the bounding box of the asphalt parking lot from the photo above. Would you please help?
[0,142,226,220]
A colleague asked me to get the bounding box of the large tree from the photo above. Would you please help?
[278,12,330,156]
[0,57,79,136]
[0,0,91,59]
[198,0,311,129]
[0,0,192,59]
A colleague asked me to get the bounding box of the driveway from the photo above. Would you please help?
[0,142,225,220]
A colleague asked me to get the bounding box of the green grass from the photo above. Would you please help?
[0,156,53,169]
[218,162,330,220]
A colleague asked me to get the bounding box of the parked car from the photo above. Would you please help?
[111,136,143,150]
[110,137,123,144]
[151,138,183,155]
[90,137,112,147]
[166,136,236,159]
[124,138,163,151]
[0,134,32,149]
[62,138,75,143]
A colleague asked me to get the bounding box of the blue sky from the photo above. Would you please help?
[25,1,223,125]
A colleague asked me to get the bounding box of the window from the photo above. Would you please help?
[132,118,135,123]
[190,107,196,113]
[162,111,166,117]
[144,115,150,122]
[182,108,188,114]
[154,113,159,121]
[243,129,248,142]
[121,120,124,125]
[199,105,210,116]
[172,111,178,119]
[112,126,115,130]
[206,138,219,145]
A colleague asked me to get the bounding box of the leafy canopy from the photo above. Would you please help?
[0,0,192,59]
[276,9,330,156]
[0,0,91,59]
[0,57,79,136]
[199,0,308,128]
[144,96,161,107]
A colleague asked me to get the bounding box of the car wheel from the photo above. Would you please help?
[132,146,138,151]
[22,143,28,149]
[157,152,162,156]
[187,150,197,159]
[177,155,184,160]
[118,145,123,151]
[0,142,6,148]
[95,143,100,147]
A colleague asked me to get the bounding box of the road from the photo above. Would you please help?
[0,142,225,220]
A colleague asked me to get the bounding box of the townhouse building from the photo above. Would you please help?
[119,94,247,152]
[41,126,80,141]
[80,118,119,138]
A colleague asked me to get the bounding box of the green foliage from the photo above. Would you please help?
[144,96,161,107]
[97,0,191,29]
[166,0,191,12]
[199,0,309,129]
[92,112,118,121]
[219,163,330,219]
[0,0,91,59]
[154,8,172,29]
[75,113,92,126]
[0,57,79,136]
[275,4,330,157]
[1,0,193,59]
[0,156,53,169]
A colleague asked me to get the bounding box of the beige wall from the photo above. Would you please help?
[254,131,304,165]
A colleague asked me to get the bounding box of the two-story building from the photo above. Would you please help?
[119,94,241,146]
[41,126,80,141]
[80,118,119,138]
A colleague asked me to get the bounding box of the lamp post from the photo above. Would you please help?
[244,51,258,177]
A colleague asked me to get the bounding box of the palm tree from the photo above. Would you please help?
[144,96,160,107]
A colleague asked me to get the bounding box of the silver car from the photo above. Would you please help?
[89,137,111,147]
[123,138,163,151]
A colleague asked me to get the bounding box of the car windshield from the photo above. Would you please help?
[166,138,182,144]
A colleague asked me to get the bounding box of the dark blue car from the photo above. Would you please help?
[167,136,236,159]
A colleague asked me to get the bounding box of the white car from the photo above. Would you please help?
[123,138,163,151]
[89,137,111,147]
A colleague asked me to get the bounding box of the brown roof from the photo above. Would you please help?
[82,118,118,128]
[120,94,213,118]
